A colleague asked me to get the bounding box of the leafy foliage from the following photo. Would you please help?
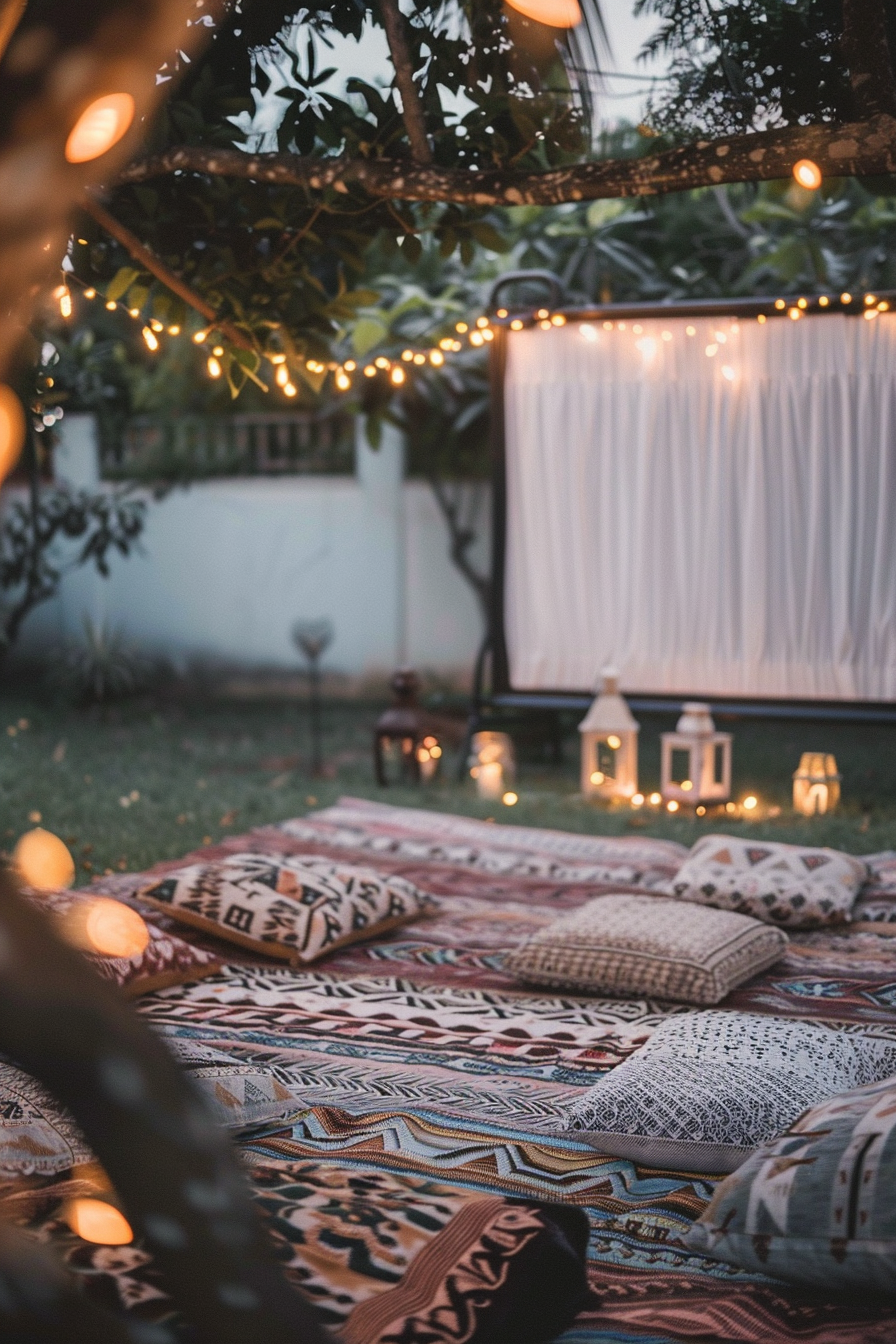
[636,0,896,137]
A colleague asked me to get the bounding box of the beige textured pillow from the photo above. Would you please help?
[664,835,867,928]
[503,894,787,1004]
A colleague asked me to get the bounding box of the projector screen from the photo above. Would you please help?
[503,311,896,701]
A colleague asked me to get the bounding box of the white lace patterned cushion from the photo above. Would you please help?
[503,894,787,1005]
[663,835,867,928]
[140,852,434,963]
[562,1012,896,1174]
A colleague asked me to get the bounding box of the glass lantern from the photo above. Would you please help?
[660,702,731,804]
[793,753,840,816]
[579,668,639,800]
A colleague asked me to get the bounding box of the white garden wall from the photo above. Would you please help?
[12,414,490,680]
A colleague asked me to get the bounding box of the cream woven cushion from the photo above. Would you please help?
[503,894,786,1005]
[562,1012,896,1174]
[664,834,867,928]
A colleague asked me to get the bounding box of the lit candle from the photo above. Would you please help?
[477,761,504,800]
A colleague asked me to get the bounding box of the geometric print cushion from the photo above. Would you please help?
[21,888,222,997]
[685,1073,896,1294]
[663,834,868,929]
[139,852,435,964]
[503,893,788,1005]
[0,1039,303,1177]
[562,1011,896,1175]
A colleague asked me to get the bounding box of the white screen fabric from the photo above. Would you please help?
[504,312,896,700]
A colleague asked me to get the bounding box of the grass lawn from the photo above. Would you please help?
[1,690,895,882]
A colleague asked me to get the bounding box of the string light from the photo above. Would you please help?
[63,1198,133,1246]
[374,356,390,369]
[84,288,96,299]
[390,366,406,385]
[0,385,25,486]
[818,296,829,307]
[496,308,508,318]
[430,350,444,365]
[275,365,289,387]
[757,314,767,323]
[13,829,75,890]
[878,300,890,311]
[789,307,801,320]
[193,329,209,344]
[344,360,356,372]
[476,316,489,328]
[774,299,786,310]
[402,349,414,360]
[470,331,484,346]
[456,322,468,333]
[168,325,181,335]
[865,294,877,306]
[363,365,376,377]
[797,297,807,309]
[207,355,222,378]
[55,285,72,319]
[65,93,135,164]
[841,293,852,304]
[792,158,822,190]
[335,370,351,391]
[413,353,426,365]
[283,382,297,397]
[212,345,224,357]
[141,326,159,352]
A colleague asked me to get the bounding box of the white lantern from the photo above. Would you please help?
[793,753,840,816]
[469,731,516,800]
[660,702,731,804]
[579,668,639,800]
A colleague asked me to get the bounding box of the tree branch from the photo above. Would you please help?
[378,0,431,164]
[841,0,896,119]
[119,114,896,206]
[83,195,255,351]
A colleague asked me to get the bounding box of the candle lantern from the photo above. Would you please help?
[468,731,516,800]
[660,702,732,805]
[579,668,639,800]
[793,753,840,816]
[374,668,442,786]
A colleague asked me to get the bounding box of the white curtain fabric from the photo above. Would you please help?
[504,312,896,700]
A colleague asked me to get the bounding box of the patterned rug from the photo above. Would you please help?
[78,800,896,1340]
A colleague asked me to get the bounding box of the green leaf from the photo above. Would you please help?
[352,317,388,355]
[106,267,141,302]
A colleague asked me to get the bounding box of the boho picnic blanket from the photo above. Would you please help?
[30,800,896,1341]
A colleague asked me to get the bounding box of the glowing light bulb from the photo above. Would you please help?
[207,356,222,378]
[797,297,807,309]
[726,801,737,813]
[469,331,484,346]
[213,345,224,357]
[283,382,297,397]
[680,779,693,791]
[374,356,390,370]
[497,308,508,318]
[818,296,829,307]
[667,800,680,813]
[757,314,767,323]
[335,371,351,391]
[590,771,605,785]
[168,324,180,335]
[13,828,75,890]
[631,793,644,807]
[402,349,414,361]
[0,385,26,486]
[696,805,706,816]
[606,734,622,750]
[429,350,444,365]
[84,288,96,299]
[105,300,116,311]
[141,326,159,352]
[840,293,852,304]
[344,360,356,372]
[743,795,758,811]
[413,353,426,365]
[58,288,72,319]
[551,314,566,326]
[63,1198,133,1246]
[774,299,786,310]
[865,294,877,306]
[476,316,489,328]
[275,364,289,387]
[510,319,524,330]
[65,93,135,163]
[502,791,518,806]
[63,898,150,959]
[789,307,801,320]
[685,325,696,335]
[193,329,209,344]
[792,159,822,190]
[364,365,376,377]
[390,366,406,385]
[648,792,662,806]
[456,322,468,333]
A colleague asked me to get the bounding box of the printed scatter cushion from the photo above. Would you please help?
[664,834,868,929]
[563,1011,896,1174]
[0,1060,93,1177]
[24,889,221,997]
[0,1040,302,1177]
[503,893,787,1005]
[686,1075,896,1294]
[139,852,435,964]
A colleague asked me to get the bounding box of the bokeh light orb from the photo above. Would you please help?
[13,828,75,890]
[504,0,581,26]
[0,384,25,486]
[63,1198,133,1245]
[792,158,822,190]
[65,93,135,163]
[82,898,150,959]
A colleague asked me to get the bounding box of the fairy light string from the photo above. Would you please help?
[54,270,896,404]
